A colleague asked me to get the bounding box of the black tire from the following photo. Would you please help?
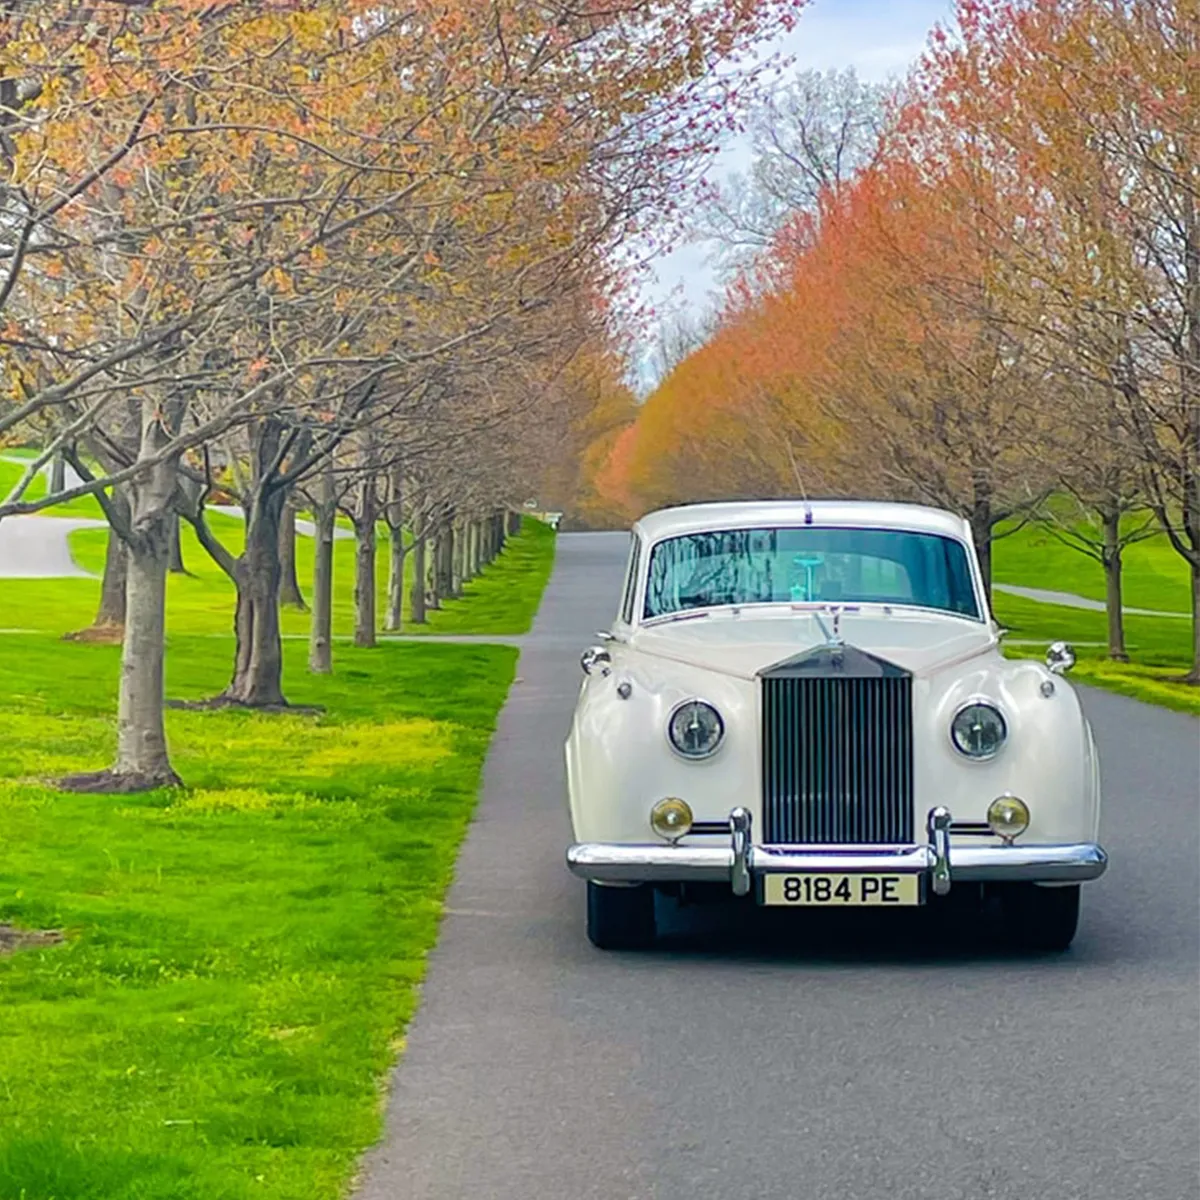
[1002,883,1081,952]
[586,882,656,950]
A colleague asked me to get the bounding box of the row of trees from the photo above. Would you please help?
[594,0,1200,681]
[0,0,803,788]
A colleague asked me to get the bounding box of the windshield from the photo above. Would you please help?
[643,527,980,621]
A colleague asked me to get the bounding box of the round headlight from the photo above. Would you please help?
[987,794,1030,841]
[650,797,693,841]
[950,701,1007,760]
[667,699,725,759]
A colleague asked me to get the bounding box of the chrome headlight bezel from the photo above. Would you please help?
[949,698,1008,761]
[666,698,726,760]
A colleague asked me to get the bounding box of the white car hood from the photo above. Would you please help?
[629,611,997,680]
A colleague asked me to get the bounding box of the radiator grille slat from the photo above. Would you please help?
[762,675,913,845]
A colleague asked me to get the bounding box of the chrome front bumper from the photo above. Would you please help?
[566,807,1108,896]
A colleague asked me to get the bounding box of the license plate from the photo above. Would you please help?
[762,873,921,907]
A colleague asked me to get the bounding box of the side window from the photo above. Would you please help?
[620,537,642,625]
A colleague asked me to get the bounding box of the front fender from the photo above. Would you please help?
[566,650,757,844]
[919,655,1100,843]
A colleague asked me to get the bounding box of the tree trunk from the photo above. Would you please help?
[168,513,187,574]
[354,522,377,648]
[49,453,65,495]
[451,518,464,595]
[279,496,306,609]
[467,519,480,578]
[384,468,405,631]
[481,517,493,566]
[1101,508,1128,662]
[96,395,186,790]
[410,523,427,625]
[96,524,129,628]
[229,571,254,688]
[507,509,522,537]
[111,522,180,786]
[425,532,440,610]
[386,533,405,631]
[968,488,993,604]
[223,488,287,706]
[308,464,335,673]
[70,404,186,791]
[66,490,130,642]
[1189,561,1200,685]
[438,524,455,600]
[353,476,378,648]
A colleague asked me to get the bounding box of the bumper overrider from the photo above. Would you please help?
[566,807,1108,896]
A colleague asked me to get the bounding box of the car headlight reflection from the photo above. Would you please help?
[667,699,725,759]
[950,701,1007,760]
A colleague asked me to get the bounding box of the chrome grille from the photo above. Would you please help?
[761,673,914,845]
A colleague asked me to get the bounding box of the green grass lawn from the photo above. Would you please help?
[0,509,554,645]
[0,455,106,519]
[411,517,556,636]
[0,637,518,1199]
[993,516,1191,614]
[992,590,1199,715]
[0,487,557,1198]
[991,522,1198,714]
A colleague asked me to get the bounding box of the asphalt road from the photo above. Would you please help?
[0,515,106,578]
[355,531,1200,1200]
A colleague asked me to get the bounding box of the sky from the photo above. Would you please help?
[630,0,956,388]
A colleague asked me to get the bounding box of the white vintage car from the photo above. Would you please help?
[565,500,1107,951]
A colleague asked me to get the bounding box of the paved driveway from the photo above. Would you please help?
[0,515,105,578]
[356,531,1200,1200]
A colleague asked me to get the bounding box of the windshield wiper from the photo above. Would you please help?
[646,609,712,626]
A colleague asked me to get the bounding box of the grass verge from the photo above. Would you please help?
[993,591,1199,715]
[0,480,556,1196]
[0,633,519,1199]
[992,515,1198,714]
[0,511,554,642]
[409,517,556,636]
[994,513,1191,614]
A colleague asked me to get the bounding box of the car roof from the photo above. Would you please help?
[631,499,973,544]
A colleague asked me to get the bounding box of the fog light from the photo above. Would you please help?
[650,797,693,842]
[987,795,1030,843]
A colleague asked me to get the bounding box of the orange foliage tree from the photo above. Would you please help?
[607,0,1196,657]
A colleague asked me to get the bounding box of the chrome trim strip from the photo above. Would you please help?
[950,842,1108,882]
[689,821,733,836]
[568,841,734,883]
[730,807,752,896]
[929,806,952,895]
[950,821,994,836]
[566,841,1108,887]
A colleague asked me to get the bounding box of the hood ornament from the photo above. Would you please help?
[813,605,846,649]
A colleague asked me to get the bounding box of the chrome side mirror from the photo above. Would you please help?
[581,646,612,677]
[594,630,616,642]
[1046,641,1076,675]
